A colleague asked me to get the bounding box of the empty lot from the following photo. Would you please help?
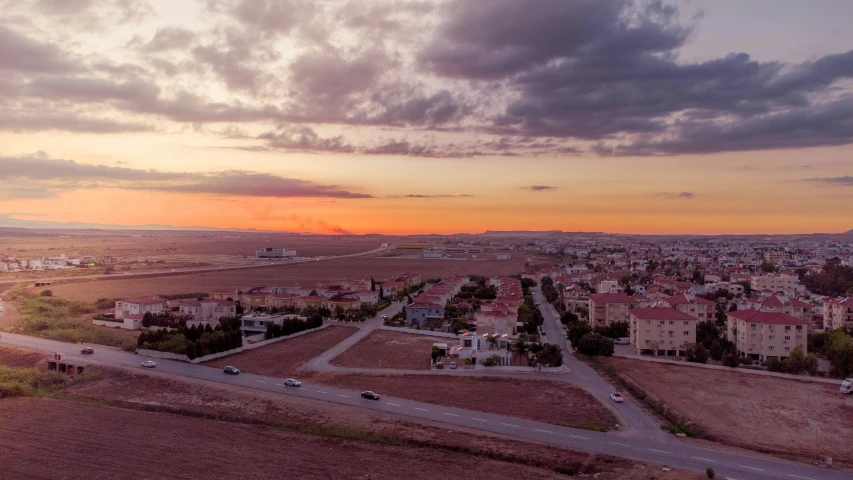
[206,325,358,376]
[44,256,532,302]
[606,357,853,464]
[330,329,451,370]
[315,374,620,431]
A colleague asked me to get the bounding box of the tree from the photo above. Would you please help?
[486,334,499,350]
[684,343,709,364]
[481,354,502,367]
[576,333,614,357]
[370,277,376,292]
[431,345,440,363]
[535,343,563,366]
[567,322,592,347]
[760,261,777,273]
[39,289,53,297]
[709,339,725,361]
[766,357,784,372]
[513,334,529,356]
[379,285,385,299]
[721,351,740,368]
[706,467,715,479]
[785,346,807,374]
[142,311,154,328]
[560,311,579,325]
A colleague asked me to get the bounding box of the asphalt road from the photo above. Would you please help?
[1,332,848,479]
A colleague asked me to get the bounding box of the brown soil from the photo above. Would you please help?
[45,256,532,302]
[0,345,47,368]
[330,330,451,370]
[315,373,620,431]
[606,357,853,464]
[206,325,358,375]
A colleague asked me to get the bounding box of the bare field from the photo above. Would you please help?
[0,397,571,480]
[206,325,359,375]
[330,329,449,370]
[315,374,620,431]
[0,345,47,367]
[606,357,853,463]
[45,256,532,302]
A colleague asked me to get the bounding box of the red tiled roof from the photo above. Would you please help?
[122,297,165,305]
[666,294,715,305]
[590,293,638,304]
[631,307,697,321]
[727,309,806,325]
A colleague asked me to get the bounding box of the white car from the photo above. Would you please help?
[141,360,157,368]
[609,393,624,403]
[449,362,457,370]
[284,378,302,387]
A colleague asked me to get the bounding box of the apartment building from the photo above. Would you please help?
[750,274,799,296]
[747,294,812,324]
[726,310,808,361]
[255,248,296,259]
[629,307,698,356]
[823,298,853,330]
[588,293,638,327]
[406,302,444,326]
[115,297,168,319]
[663,293,716,321]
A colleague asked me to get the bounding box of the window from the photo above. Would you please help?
[645,330,650,334]
[669,340,674,344]
[751,323,757,328]
[769,346,775,351]
[669,320,675,325]
[769,335,774,340]
[668,330,674,335]
[659,320,664,325]
[645,340,650,345]
[784,336,790,341]
[684,321,689,325]
[683,331,689,336]
[785,346,791,351]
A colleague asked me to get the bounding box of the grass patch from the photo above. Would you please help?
[0,366,97,398]
[14,294,139,351]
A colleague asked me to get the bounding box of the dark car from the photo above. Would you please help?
[223,366,240,375]
[81,347,94,354]
[360,391,380,400]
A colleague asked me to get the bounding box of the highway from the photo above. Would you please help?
[1,331,848,480]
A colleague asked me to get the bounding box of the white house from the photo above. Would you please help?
[179,299,237,327]
[406,302,444,325]
[115,297,168,319]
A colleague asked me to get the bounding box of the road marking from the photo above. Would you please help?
[275,384,284,386]
[471,418,487,422]
[443,413,458,417]
[569,435,590,440]
[534,428,552,433]
[609,442,629,447]
[786,475,813,480]
[692,457,715,462]
[648,449,670,454]
[338,394,350,398]
[315,391,327,394]
[501,423,519,427]
[414,407,429,411]
[739,466,764,472]
[257,380,266,383]
[386,403,401,407]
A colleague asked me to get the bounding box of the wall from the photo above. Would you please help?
[378,326,458,338]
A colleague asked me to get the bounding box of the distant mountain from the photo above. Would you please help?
[480,230,601,237]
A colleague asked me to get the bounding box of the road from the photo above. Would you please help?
[532,286,663,436]
[1,332,848,480]
[0,246,390,286]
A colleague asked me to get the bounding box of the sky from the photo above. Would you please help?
[1,0,852,235]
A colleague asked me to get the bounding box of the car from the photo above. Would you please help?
[435,363,444,369]
[360,391,380,400]
[141,360,157,368]
[610,393,624,403]
[223,366,240,375]
[80,347,94,354]
[449,362,457,369]
[283,378,302,387]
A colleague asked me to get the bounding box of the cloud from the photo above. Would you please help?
[524,185,557,191]
[387,194,474,198]
[0,154,372,199]
[143,26,196,52]
[806,176,853,185]
[0,25,79,73]
[656,192,696,199]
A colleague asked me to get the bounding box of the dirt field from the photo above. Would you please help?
[330,329,450,370]
[315,374,620,431]
[0,345,47,367]
[44,255,533,302]
[206,325,359,375]
[606,357,853,463]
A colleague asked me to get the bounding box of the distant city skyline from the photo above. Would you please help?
[1,0,852,235]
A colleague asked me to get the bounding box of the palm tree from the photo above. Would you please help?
[486,334,498,350]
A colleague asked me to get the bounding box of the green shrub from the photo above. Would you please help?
[706,467,715,478]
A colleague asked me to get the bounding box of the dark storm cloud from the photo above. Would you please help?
[0,155,373,199]
[656,192,695,199]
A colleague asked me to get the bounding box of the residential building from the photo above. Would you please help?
[588,293,638,327]
[353,290,379,304]
[750,274,799,296]
[406,302,444,325]
[662,293,716,321]
[178,299,237,327]
[422,248,444,258]
[726,310,808,361]
[747,294,812,324]
[629,307,698,356]
[239,313,308,336]
[824,298,853,330]
[115,297,168,319]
